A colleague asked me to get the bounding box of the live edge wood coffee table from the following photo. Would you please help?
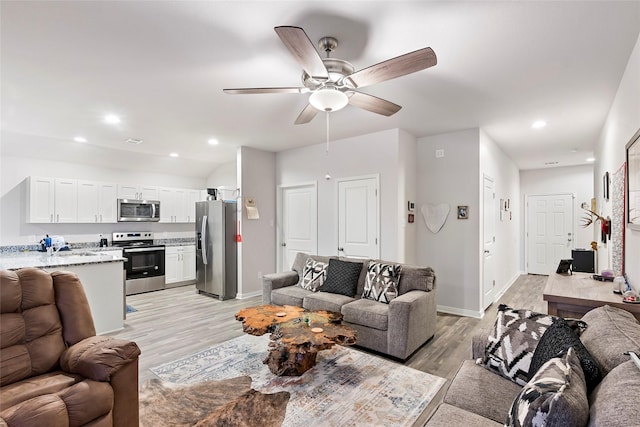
[235,304,356,376]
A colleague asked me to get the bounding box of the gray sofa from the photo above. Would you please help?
[425,304,640,426]
[262,252,437,360]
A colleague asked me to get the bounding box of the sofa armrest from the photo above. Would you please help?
[388,289,437,359]
[60,336,141,382]
[262,271,299,304]
[472,329,491,360]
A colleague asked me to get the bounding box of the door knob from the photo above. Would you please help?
[484,250,490,254]
[338,247,344,252]
[281,242,287,247]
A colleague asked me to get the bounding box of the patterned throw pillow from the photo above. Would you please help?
[505,347,589,427]
[528,318,602,393]
[480,304,555,386]
[362,261,402,303]
[321,259,363,297]
[298,258,328,291]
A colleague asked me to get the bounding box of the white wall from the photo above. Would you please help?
[480,130,522,297]
[398,130,418,264]
[276,128,411,262]
[594,32,640,288]
[0,155,205,245]
[237,147,276,298]
[206,161,238,201]
[520,164,595,270]
[417,129,481,316]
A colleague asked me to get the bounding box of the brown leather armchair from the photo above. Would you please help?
[0,268,141,426]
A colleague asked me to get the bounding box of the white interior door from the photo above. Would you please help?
[482,176,496,310]
[527,194,574,275]
[280,184,317,271]
[337,176,379,259]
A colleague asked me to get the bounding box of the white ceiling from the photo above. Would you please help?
[2,1,639,178]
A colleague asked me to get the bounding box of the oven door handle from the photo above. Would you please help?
[201,215,208,265]
[124,247,165,253]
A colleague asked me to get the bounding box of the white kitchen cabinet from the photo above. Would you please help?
[185,190,201,223]
[117,184,158,201]
[77,180,117,223]
[27,176,55,223]
[165,245,196,286]
[159,187,191,223]
[26,176,79,223]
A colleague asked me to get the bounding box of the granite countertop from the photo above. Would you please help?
[0,250,125,271]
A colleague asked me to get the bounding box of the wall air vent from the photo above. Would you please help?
[125,138,143,145]
[545,161,559,166]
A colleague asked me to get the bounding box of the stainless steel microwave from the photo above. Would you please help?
[117,199,160,222]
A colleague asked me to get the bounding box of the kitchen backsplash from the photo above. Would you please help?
[0,237,196,254]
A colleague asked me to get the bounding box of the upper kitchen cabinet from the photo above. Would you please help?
[159,188,201,223]
[117,184,159,201]
[77,180,117,223]
[27,176,77,223]
[185,190,202,223]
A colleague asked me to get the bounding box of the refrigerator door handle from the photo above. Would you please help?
[201,215,208,264]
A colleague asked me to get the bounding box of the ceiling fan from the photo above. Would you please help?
[223,26,437,124]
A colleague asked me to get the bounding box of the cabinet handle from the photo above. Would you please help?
[95,214,98,222]
[100,214,103,222]
[57,214,60,223]
[51,214,53,222]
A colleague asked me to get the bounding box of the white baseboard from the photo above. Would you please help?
[494,270,526,301]
[235,290,261,299]
[437,305,484,319]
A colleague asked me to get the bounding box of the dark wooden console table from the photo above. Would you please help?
[543,272,640,321]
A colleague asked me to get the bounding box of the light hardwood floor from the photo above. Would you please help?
[108,274,548,424]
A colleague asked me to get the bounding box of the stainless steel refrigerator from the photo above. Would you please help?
[195,200,237,300]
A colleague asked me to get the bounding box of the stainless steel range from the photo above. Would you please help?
[112,232,165,295]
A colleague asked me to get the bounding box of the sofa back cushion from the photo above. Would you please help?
[1,268,66,387]
[397,265,436,294]
[580,305,640,375]
[589,359,640,425]
[52,271,96,346]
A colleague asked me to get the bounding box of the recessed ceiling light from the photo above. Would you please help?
[169,152,179,158]
[208,138,219,146]
[532,120,547,129]
[104,114,121,124]
[586,157,596,162]
[73,136,87,143]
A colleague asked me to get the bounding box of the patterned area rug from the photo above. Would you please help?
[151,335,446,427]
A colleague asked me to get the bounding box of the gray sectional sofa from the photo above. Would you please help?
[425,304,640,426]
[261,252,437,360]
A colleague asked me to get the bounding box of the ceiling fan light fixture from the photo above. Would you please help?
[309,88,348,112]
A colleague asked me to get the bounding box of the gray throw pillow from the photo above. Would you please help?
[298,258,328,291]
[362,261,402,303]
[505,347,589,427]
[321,259,363,297]
[480,304,554,386]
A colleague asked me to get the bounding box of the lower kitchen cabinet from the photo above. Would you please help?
[165,245,196,287]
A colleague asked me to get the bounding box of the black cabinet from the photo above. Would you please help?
[571,249,595,273]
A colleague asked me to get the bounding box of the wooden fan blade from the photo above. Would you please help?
[275,26,329,80]
[346,47,437,88]
[348,91,401,116]
[294,103,319,125]
[223,87,308,94]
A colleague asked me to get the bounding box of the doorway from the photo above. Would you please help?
[337,175,379,258]
[278,183,318,271]
[526,194,575,275]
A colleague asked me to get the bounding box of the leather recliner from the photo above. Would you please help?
[0,268,141,426]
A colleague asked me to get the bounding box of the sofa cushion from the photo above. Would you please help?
[321,259,363,297]
[271,286,313,307]
[0,370,82,412]
[341,299,389,331]
[528,318,602,393]
[445,360,521,423]
[302,292,355,313]
[291,253,333,285]
[505,347,588,427]
[588,359,640,427]
[397,265,436,294]
[426,403,503,427]
[298,258,328,291]
[580,305,640,375]
[480,305,554,386]
[362,261,401,303]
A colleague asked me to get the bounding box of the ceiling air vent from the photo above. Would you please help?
[545,161,559,166]
[125,138,143,145]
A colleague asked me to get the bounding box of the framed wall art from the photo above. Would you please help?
[457,205,468,219]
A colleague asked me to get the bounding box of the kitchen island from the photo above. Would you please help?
[0,250,126,334]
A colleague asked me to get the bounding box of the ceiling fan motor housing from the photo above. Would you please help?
[302,58,355,90]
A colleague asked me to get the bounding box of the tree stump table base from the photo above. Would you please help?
[236,304,356,376]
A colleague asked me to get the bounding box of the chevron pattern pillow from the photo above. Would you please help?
[298,258,328,291]
[362,261,402,303]
[479,304,555,386]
